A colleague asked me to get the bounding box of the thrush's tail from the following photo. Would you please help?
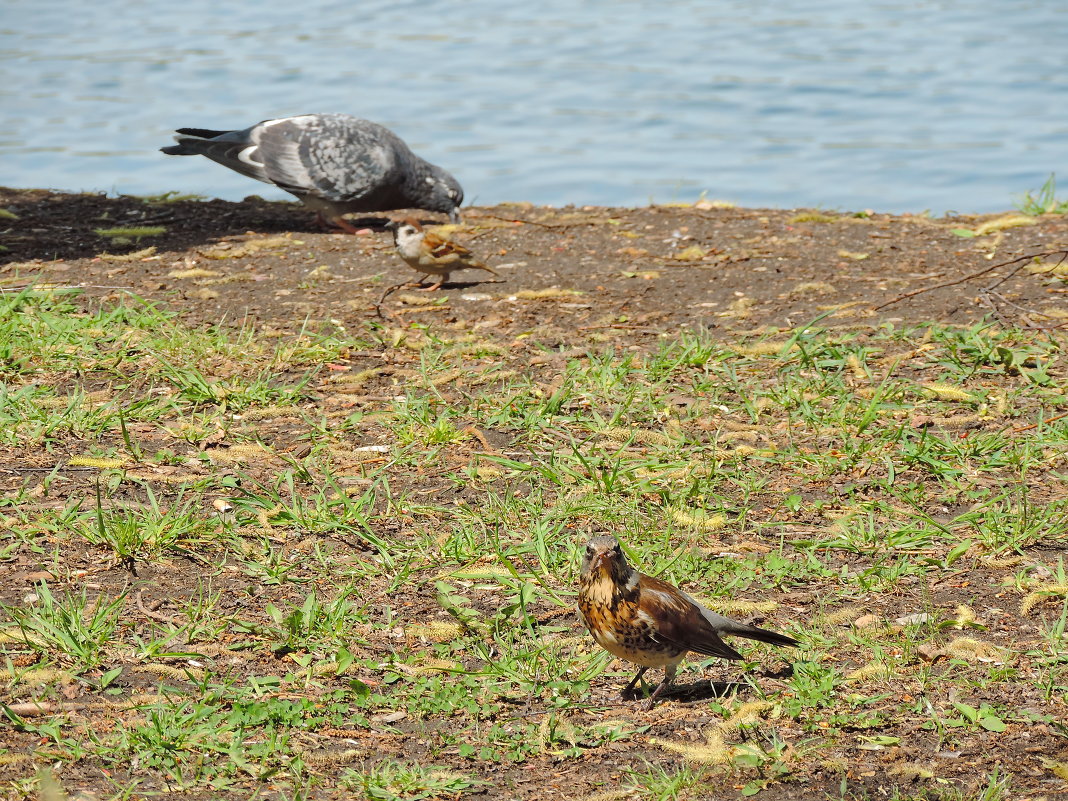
[729,621,799,649]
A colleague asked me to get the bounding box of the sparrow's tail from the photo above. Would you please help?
[474,263,499,277]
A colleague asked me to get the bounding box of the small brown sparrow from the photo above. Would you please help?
[577,536,799,709]
[386,217,499,291]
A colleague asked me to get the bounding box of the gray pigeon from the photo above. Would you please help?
[161,113,464,231]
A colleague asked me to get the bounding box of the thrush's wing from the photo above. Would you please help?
[639,574,745,661]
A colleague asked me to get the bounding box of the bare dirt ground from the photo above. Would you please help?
[1,187,1067,800]
[3,187,1067,336]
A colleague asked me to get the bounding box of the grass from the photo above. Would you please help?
[1014,173,1068,216]
[0,287,1066,799]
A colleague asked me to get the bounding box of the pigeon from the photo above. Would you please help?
[161,114,464,232]
[386,218,498,291]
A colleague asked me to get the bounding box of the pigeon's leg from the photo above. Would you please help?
[643,665,678,710]
[328,215,362,235]
[622,666,649,699]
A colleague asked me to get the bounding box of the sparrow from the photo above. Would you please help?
[577,535,799,709]
[161,114,463,232]
[386,218,499,291]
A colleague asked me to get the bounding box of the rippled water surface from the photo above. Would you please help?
[2,1,1066,212]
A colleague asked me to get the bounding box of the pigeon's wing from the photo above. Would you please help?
[161,125,273,185]
[639,574,745,661]
[253,114,405,203]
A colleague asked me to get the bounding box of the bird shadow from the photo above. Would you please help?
[624,679,746,705]
[0,187,459,267]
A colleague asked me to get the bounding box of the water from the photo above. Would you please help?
[2,0,1066,213]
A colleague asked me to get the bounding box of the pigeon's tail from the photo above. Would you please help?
[160,128,271,185]
[160,128,235,156]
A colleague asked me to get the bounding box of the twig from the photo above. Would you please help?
[0,465,97,473]
[978,289,1068,330]
[576,324,655,332]
[467,211,609,231]
[392,305,451,315]
[1011,411,1068,434]
[4,701,82,716]
[0,283,136,293]
[872,249,1068,311]
[136,590,177,623]
[373,281,409,319]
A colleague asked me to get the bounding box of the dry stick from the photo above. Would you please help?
[4,701,81,716]
[979,288,1068,331]
[0,283,136,292]
[373,280,410,319]
[1012,411,1068,434]
[466,211,605,231]
[872,249,1068,311]
[135,590,177,623]
[986,250,1068,292]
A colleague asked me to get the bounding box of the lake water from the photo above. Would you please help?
[2,0,1066,214]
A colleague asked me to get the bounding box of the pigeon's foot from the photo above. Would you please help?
[329,216,363,235]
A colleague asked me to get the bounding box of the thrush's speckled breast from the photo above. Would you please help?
[577,535,799,708]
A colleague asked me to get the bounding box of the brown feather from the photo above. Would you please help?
[638,575,745,661]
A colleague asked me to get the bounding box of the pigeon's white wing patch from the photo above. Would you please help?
[261,115,316,129]
[237,145,262,167]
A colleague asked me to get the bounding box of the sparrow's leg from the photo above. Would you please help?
[622,666,648,698]
[417,274,448,292]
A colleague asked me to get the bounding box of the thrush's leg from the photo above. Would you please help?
[622,666,648,699]
[644,665,678,710]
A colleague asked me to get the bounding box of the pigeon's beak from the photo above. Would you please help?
[449,208,462,224]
